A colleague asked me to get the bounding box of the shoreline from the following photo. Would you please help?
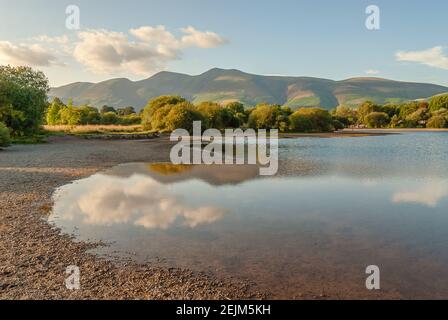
[0,135,404,300]
[0,136,267,300]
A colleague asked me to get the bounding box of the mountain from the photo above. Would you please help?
[49,68,448,111]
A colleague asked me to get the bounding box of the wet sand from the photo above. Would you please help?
[1,135,401,300]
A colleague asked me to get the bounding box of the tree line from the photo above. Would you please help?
[141,96,335,133]
[46,98,141,126]
[332,97,448,129]
[2,66,448,148]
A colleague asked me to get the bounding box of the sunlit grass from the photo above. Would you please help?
[43,124,145,135]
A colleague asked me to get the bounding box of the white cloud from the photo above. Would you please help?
[1,25,226,77]
[73,29,168,75]
[396,46,448,70]
[180,26,227,48]
[365,69,380,75]
[0,41,60,67]
[72,26,226,76]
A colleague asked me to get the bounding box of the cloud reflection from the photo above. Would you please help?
[392,181,448,208]
[54,174,224,229]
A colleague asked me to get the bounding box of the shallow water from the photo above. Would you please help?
[49,132,448,298]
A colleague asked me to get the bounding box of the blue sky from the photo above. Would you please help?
[0,0,447,87]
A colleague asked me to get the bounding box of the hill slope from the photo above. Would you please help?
[49,68,448,110]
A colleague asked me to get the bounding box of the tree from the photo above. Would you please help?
[332,105,357,126]
[365,112,390,128]
[289,108,334,132]
[427,108,448,128]
[429,94,448,112]
[79,105,100,124]
[59,106,82,125]
[46,98,66,125]
[196,101,238,129]
[100,111,119,125]
[225,102,247,127]
[0,66,49,136]
[100,105,116,114]
[0,121,10,147]
[117,106,136,116]
[247,103,289,131]
[357,101,381,125]
[141,96,187,130]
[404,108,429,127]
[165,102,202,133]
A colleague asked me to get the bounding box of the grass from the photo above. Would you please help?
[43,124,146,135]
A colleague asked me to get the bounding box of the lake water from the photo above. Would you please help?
[49,132,448,298]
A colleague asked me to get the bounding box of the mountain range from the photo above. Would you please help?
[49,68,448,111]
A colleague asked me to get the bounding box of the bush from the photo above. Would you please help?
[100,111,119,125]
[365,112,390,128]
[0,122,10,147]
[165,102,203,133]
[427,115,447,128]
[141,96,187,130]
[289,108,334,132]
[429,94,448,111]
[247,104,290,131]
[196,102,238,129]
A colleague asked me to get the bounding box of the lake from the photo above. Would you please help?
[49,132,448,298]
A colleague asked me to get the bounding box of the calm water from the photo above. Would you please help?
[49,132,448,298]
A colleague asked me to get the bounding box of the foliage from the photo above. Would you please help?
[0,66,49,137]
[247,103,291,131]
[365,112,390,128]
[289,107,334,132]
[0,121,10,147]
[429,94,448,112]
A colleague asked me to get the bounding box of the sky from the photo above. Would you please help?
[0,0,447,87]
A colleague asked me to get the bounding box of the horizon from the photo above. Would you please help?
[52,67,448,89]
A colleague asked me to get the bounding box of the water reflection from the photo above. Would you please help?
[49,133,448,299]
[392,181,448,208]
[53,166,227,230]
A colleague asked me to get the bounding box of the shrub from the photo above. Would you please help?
[0,122,10,147]
[289,108,334,132]
[427,115,447,128]
[141,96,187,130]
[429,94,448,112]
[365,112,390,128]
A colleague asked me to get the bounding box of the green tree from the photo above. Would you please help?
[332,105,357,126]
[79,105,101,124]
[165,102,202,133]
[429,94,448,112]
[117,106,136,116]
[357,101,381,125]
[225,101,247,127]
[59,106,82,125]
[100,111,119,125]
[100,105,116,114]
[0,66,49,136]
[0,121,10,147]
[46,98,66,125]
[365,112,390,128]
[196,101,238,129]
[289,108,334,132]
[247,103,289,131]
[141,96,187,130]
[427,115,447,128]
